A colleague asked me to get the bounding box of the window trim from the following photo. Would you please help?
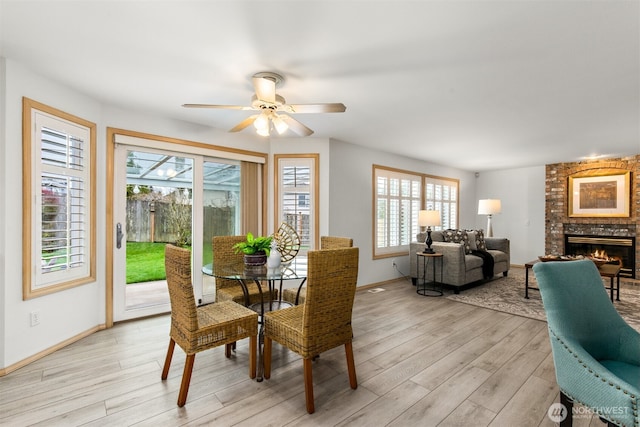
[373,165,422,259]
[372,164,459,259]
[274,154,319,251]
[22,97,97,299]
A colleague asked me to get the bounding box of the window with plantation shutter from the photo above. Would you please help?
[373,165,459,258]
[374,166,421,257]
[23,98,96,299]
[275,155,318,254]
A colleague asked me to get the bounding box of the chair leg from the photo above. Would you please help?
[303,358,315,414]
[177,354,195,407]
[249,335,257,379]
[224,342,238,357]
[263,337,272,379]
[161,338,176,380]
[345,341,358,389]
[560,391,573,427]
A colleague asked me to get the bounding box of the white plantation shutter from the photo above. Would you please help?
[424,176,458,231]
[276,156,317,253]
[375,167,421,256]
[24,99,95,299]
[374,166,458,258]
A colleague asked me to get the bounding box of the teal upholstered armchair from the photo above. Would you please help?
[533,259,640,427]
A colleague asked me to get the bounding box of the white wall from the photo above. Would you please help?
[104,105,264,154]
[0,58,7,369]
[475,166,546,265]
[327,140,477,285]
[3,58,107,368]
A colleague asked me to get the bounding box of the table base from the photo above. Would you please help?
[416,252,444,297]
[524,260,621,302]
[249,298,294,381]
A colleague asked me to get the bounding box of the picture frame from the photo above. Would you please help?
[568,171,630,217]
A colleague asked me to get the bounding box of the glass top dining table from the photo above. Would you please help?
[202,257,307,281]
[202,257,308,312]
[202,257,307,381]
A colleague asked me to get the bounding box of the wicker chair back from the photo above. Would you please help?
[164,244,199,337]
[301,247,359,356]
[212,235,245,291]
[320,236,353,249]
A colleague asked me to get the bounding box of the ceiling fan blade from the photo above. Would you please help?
[280,114,314,136]
[253,76,276,104]
[182,103,252,110]
[281,103,346,114]
[229,115,258,132]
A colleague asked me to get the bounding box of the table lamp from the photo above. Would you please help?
[419,210,441,253]
[478,199,501,237]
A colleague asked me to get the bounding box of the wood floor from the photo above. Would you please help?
[0,278,604,426]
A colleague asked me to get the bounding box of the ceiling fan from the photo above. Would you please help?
[182,72,346,137]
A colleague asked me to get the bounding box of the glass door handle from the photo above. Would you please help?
[116,223,124,249]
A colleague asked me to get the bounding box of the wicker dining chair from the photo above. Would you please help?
[263,247,359,414]
[162,244,258,407]
[282,236,353,305]
[213,235,276,305]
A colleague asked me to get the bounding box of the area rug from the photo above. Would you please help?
[446,267,640,332]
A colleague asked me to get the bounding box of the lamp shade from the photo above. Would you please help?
[478,199,501,215]
[418,210,441,227]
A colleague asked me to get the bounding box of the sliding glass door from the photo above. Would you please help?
[113,144,241,321]
[201,160,241,299]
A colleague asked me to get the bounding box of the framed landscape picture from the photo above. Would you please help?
[568,171,630,217]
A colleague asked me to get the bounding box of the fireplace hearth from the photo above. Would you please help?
[564,234,636,278]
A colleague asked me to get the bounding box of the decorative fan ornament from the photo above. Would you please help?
[182,72,346,137]
[273,222,301,263]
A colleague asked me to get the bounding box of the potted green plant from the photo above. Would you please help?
[233,232,272,266]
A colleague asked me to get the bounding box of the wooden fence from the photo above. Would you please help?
[126,200,235,243]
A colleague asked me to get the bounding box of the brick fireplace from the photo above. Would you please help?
[544,155,640,279]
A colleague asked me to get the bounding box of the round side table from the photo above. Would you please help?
[416,252,444,296]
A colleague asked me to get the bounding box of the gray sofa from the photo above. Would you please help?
[410,230,510,293]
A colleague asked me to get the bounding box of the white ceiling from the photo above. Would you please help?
[1,0,638,171]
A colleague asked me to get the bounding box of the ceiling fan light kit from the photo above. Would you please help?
[183,71,345,137]
[253,113,270,132]
[252,110,289,137]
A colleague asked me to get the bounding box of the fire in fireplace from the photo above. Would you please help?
[564,235,635,278]
[591,249,618,263]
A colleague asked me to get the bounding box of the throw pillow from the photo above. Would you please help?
[475,229,487,251]
[466,230,478,251]
[465,229,487,251]
[442,229,471,254]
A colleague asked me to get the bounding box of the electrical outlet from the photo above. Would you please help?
[30,311,41,327]
[392,258,397,268]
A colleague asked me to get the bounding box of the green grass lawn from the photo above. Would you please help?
[126,242,170,284]
[126,242,210,284]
